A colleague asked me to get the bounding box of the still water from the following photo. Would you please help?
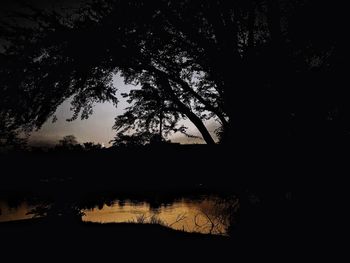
[0,196,237,235]
[0,201,35,222]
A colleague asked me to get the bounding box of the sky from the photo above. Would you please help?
[29,74,219,147]
[1,0,219,147]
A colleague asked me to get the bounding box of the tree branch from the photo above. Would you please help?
[155,74,216,145]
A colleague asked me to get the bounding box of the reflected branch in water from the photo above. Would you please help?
[149,214,165,225]
[168,213,187,227]
[26,201,85,223]
[193,196,240,235]
[135,214,148,224]
[26,204,51,218]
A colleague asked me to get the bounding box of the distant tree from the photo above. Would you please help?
[83,142,103,151]
[59,135,78,146]
[55,135,82,151]
[111,132,153,147]
[0,131,27,152]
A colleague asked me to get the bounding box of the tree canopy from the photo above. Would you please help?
[0,0,346,145]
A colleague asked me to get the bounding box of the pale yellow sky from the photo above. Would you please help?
[29,75,219,146]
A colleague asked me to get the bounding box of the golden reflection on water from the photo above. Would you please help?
[82,199,228,235]
[0,201,33,222]
[0,198,232,235]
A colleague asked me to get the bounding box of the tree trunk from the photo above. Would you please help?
[157,75,216,145]
[205,0,245,144]
[182,108,216,145]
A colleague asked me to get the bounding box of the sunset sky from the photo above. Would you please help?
[0,0,219,147]
[29,74,219,146]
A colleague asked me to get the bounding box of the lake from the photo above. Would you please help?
[0,195,238,235]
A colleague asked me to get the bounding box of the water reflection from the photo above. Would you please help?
[0,196,238,235]
[83,198,233,235]
[0,201,34,222]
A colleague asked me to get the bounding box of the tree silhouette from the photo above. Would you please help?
[59,135,78,146]
[111,133,149,147]
[0,0,345,144]
[0,114,27,152]
[112,83,196,145]
[83,142,103,151]
[55,135,82,151]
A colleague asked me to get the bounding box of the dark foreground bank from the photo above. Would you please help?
[0,218,236,261]
[0,216,300,262]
